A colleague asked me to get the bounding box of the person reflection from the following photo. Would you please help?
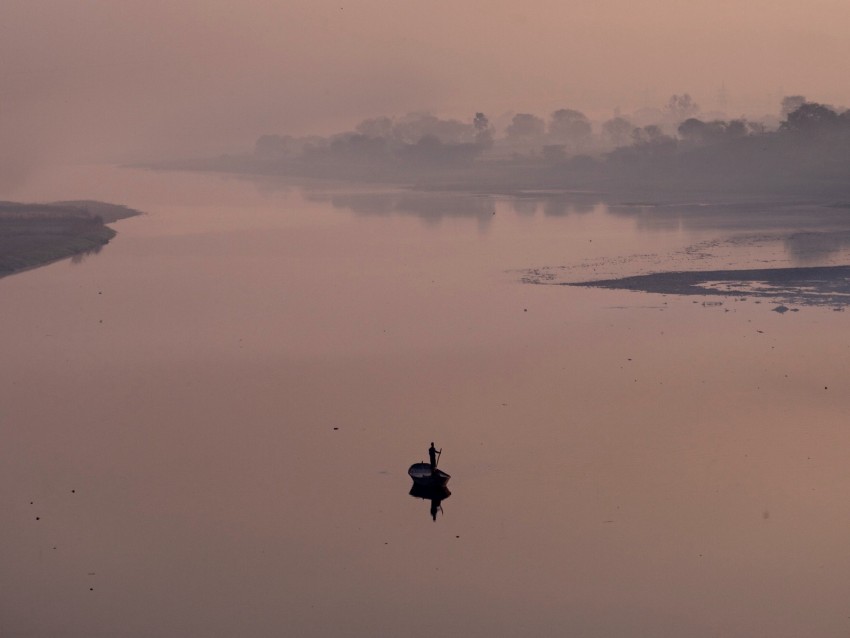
[410,484,451,522]
[430,495,442,521]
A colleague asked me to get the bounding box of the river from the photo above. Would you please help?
[3,165,850,637]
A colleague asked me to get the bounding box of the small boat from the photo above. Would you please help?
[408,462,451,487]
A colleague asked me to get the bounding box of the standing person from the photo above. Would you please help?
[428,442,438,470]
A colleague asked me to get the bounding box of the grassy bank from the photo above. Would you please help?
[0,201,142,277]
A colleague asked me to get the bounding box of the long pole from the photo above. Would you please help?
[436,448,442,468]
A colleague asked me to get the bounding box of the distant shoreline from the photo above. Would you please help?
[137,160,850,210]
[138,99,850,205]
[0,201,142,279]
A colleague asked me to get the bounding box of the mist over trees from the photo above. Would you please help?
[505,113,546,143]
[162,94,850,200]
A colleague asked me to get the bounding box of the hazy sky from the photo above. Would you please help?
[2,0,850,165]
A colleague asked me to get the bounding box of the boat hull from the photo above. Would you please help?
[408,462,450,487]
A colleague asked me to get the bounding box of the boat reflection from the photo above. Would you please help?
[409,484,452,522]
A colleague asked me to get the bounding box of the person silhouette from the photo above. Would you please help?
[428,442,438,471]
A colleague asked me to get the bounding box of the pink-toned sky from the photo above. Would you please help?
[2,0,850,164]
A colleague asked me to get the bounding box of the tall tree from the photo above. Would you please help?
[601,116,634,147]
[548,109,592,147]
[505,113,545,140]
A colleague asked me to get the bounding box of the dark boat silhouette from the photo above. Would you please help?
[408,462,451,487]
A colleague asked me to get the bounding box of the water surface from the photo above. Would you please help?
[3,166,850,638]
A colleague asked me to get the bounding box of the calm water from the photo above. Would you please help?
[3,166,850,637]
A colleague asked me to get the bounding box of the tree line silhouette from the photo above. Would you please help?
[168,95,850,199]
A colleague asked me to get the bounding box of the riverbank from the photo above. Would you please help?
[0,201,141,278]
[565,264,850,308]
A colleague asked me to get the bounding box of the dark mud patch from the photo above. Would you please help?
[547,265,850,308]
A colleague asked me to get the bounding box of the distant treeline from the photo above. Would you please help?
[155,95,850,200]
[0,201,141,277]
